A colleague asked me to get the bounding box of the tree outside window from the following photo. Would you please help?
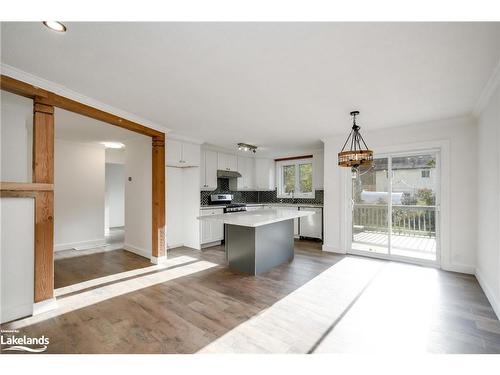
[277,158,315,198]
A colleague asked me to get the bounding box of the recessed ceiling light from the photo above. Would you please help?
[42,21,67,33]
[101,142,125,149]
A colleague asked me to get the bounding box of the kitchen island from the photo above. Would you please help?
[197,208,314,275]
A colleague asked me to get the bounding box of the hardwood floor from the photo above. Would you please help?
[54,249,151,289]
[2,240,500,354]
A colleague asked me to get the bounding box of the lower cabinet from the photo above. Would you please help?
[299,207,323,239]
[200,208,224,244]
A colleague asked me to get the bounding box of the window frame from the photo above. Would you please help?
[276,158,315,199]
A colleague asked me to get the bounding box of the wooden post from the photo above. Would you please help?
[152,135,166,260]
[33,97,55,302]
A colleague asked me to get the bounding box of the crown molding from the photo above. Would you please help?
[166,132,204,145]
[0,63,171,134]
[473,57,500,117]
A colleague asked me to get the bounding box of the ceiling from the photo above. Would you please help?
[2,22,500,156]
[55,108,147,144]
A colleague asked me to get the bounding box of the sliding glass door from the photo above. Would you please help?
[351,151,439,263]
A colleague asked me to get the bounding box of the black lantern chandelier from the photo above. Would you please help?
[338,111,373,168]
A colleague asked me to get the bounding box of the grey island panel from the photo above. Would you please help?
[225,219,294,275]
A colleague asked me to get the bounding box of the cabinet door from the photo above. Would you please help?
[211,208,224,241]
[182,143,200,167]
[227,154,238,171]
[166,139,182,166]
[237,156,255,190]
[204,150,218,189]
[200,210,213,244]
[299,207,322,239]
[255,158,275,190]
[218,152,237,171]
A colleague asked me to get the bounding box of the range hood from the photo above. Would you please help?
[217,170,242,179]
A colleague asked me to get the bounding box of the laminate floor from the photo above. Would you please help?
[2,240,499,354]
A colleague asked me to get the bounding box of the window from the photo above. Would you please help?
[421,170,430,178]
[277,158,314,198]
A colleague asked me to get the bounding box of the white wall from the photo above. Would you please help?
[0,198,34,323]
[105,148,125,164]
[0,91,32,182]
[323,115,477,274]
[54,140,106,251]
[105,163,125,229]
[476,85,500,318]
[124,138,152,258]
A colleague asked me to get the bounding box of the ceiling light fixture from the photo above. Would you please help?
[237,143,257,153]
[101,142,125,149]
[338,111,373,169]
[42,21,67,33]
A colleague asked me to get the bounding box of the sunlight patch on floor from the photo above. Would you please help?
[55,255,196,297]
[313,262,440,353]
[198,256,386,353]
[6,256,218,330]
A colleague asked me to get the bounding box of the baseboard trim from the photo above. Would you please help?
[123,243,151,259]
[33,298,58,316]
[0,303,33,324]
[475,268,500,320]
[151,255,168,265]
[322,244,346,254]
[201,241,222,249]
[167,243,184,249]
[55,238,106,252]
[441,263,475,275]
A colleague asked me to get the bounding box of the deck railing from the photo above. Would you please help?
[353,204,436,238]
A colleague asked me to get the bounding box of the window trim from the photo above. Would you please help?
[276,158,315,199]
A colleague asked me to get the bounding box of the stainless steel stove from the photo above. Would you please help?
[209,194,247,213]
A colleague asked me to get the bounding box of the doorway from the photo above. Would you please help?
[349,150,439,264]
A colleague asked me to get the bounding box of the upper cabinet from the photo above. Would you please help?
[217,152,238,172]
[235,156,255,190]
[166,139,200,167]
[254,158,276,191]
[200,149,218,190]
[313,151,324,190]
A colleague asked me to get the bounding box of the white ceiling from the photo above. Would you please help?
[2,22,500,156]
[55,108,147,144]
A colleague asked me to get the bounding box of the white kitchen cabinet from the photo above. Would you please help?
[254,158,276,191]
[217,152,238,172]
[181,142,201,167]
[166,140,200,167]
[236,156,255,190]
[313,151,324,190]
[200,208,224,244]
[299,207,323,239]
[200,149,218,190]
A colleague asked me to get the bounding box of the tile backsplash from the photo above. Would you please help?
[200,178,324,205]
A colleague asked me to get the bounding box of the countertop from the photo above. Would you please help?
[197,208,315,227]
[200,203,323,210]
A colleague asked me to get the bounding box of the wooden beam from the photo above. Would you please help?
[275,155,313,162]
[0,75,50,99]
[1,74,163,138]
[32,97,55,303]
[0,182,54,191]
[152,135,166,259]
